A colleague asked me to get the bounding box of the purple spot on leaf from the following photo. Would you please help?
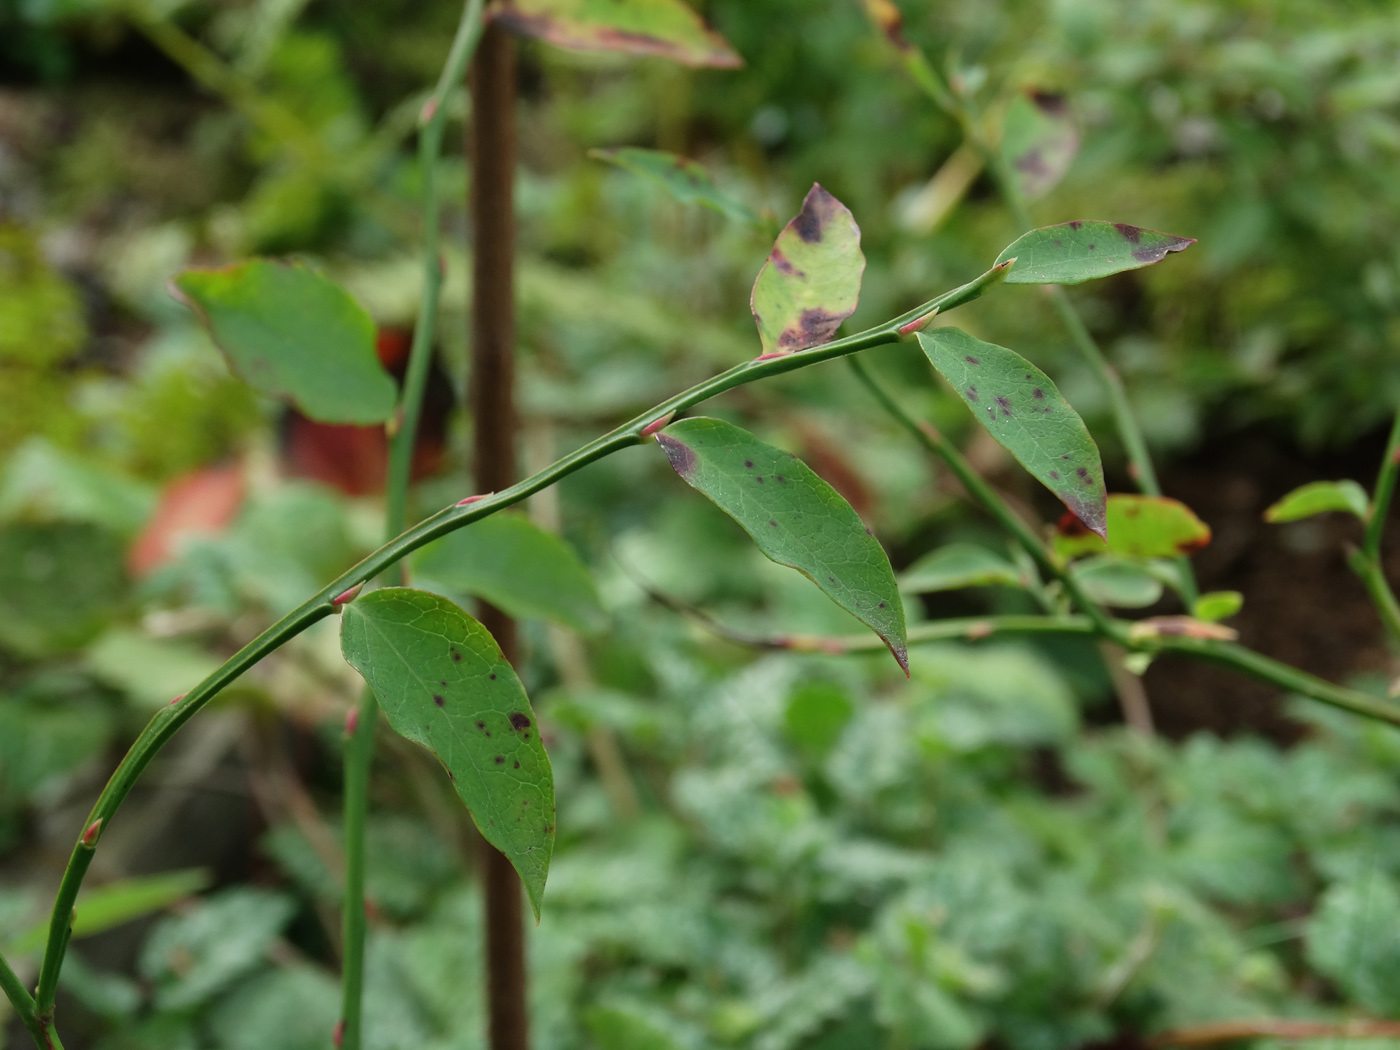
[509,712,531,730]
[1113,222,1143,244]
[434,695,444,707]
[656,432,697,476]
[965,355,980,365]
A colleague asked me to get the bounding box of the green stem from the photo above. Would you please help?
[1365,408,1400,561]
[847,355,1127,644]
[1351,407,1400,647]
[339,4,486,1049]
[0,952,50,1050]
[772,616,1400,729]
[28,264,1007,1031]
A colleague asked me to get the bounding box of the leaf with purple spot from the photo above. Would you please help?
[1000,89,1079,201]
[995,221,1195,285]
[750,184,865,357]
[654,417,907,673]
[340,588,554,918]
[492,0,742,68]
[918,327,1107,537]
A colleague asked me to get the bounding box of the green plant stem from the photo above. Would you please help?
[1365,408,1400,560]
[25,265,1005,1045]
[1351,407,1400,647]
[762,616,1400,729]
[0,953,52,1050]
[339,4,486,1049]
[847,355,1127,644]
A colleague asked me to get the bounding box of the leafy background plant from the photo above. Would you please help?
[3,0,1400,1048]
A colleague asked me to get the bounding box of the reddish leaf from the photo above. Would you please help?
[492,0,742,67]
[128,464,245,576]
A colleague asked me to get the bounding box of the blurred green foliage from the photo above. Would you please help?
[3,0,1400,1048]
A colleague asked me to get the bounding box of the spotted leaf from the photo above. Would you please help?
[655,417,907,673]
[590,147,756,225]
[1001,89,1079,201]
[996,221,1195,285]
[340,588,554,918]
[492,0,741,67]
[918,327,1107,537]
[1054,495,1211,560]
[750,184,865,357]
[173,261,396,424]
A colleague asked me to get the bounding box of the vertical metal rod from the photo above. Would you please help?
[469,15,529,1050]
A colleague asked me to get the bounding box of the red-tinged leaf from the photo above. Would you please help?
[750,184,865,357]
[1055,495,1211,560]
[1001,89,1079,201]
[492,0,742,68]
[128,464,246,576]
[996,221,1196,285]
[918,327,1107,538]
[655,417,908,673]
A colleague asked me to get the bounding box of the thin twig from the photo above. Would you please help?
[1151,1019,1400,1047]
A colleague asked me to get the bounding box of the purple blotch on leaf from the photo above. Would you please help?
[965,355,980,365]
[494,755,504,765]
[509,712,531,730]
[967,385,979,401]
[656,432,697,476]
[1033,388,1045,400]
[433,695,444,707]
[1113,222,1143,244]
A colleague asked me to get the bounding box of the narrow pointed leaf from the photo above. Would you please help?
[492,0,742,67]
[654,417,907,672]
[174,261,397,424]
[412,513,604,634]
[1264,480,1370,523]
[750,184,865,357]
[340,588,554,917]
[1001,89,1079,201]
[899,543,1029,593]
[6,869,211,954]
[590,147,756,225]
[1054,495,1211,560]
[918,327,1107,537]
[995,221,1195,285]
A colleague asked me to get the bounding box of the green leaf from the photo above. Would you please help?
[1193,590,1244,623]
[750,184,865,357]
[898,543,1029,593]
[140,887,297,1011]
[492,0,742,67]
[1054,495,1211,559]
[655,417,908,672]
[340,588,555,917]
[6,870,211,954]
[589,147,756,225]
[1000,89,1079,201]
[174,260,397,424]
[783,681,854,759]
[412,513,604,634]
[918,327,1107,537]
[996,221,1195,285]
[1264,479,1370,523]
[1070,556,1164,608]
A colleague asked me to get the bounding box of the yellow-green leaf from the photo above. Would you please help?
[1264,480,1369,523]
[1054,495,1211,560]
[750,184,864,357]
[1193,591,1244,623]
